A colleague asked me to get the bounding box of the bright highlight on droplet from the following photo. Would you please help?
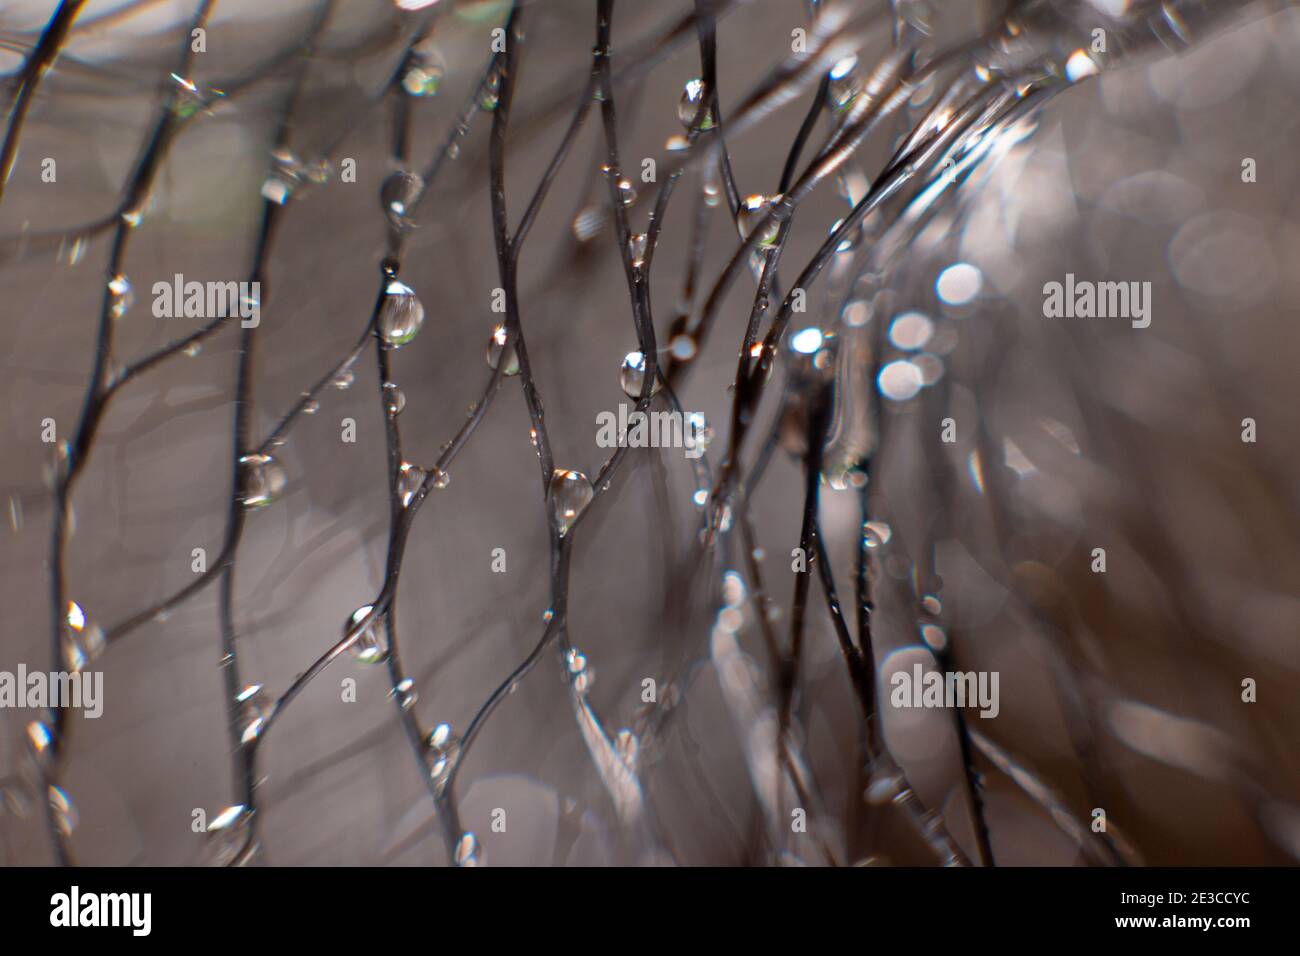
[936,263,982,306]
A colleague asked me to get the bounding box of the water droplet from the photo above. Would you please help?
[236,684,270,744]
[678,78,715,129]
[169,73,205,118]
[48,785,77,836]
[27,721,52,763]
[550,469,593,536]
[565,647,593,694]
[380,170,423,229]
[301,397,319,415]
[240,454,286,508]
[479,70,501,111]
[426,723,461,791]
[183,341,202,358]
[398,462,426,507]
[62,600,104,672]
[627,233,648,269]
[616,179,636,207]
[921,623,947,652]
[260,173,294,205]
[379,280,425,347]
[454,831,481,866]
[486,323,520,375]
[665,134,689,152]
[384,383,406,415]
[345,604,387,664]
[392,678,417,709]
[402,39,446,96]
[107,274,132,319]
[737,195,780,247]
[332,365,355,390]
[619,351,659,398]
[202,805,253,867]
[863,520,892,549]
[921,594,942,615]
[827,55,861,110]
[790,327,824,354]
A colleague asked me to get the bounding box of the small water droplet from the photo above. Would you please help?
[62,600,104,672]
[619,351,659,398]
[678,78,715,129]
[48,785,77,836]
[183,341,202,358]
[379,280,426,347]
[345,604,387,664]
[240,454,285,508]
[380,170,423,229]
[107,274,132,319]
[332,364,355,390]
[235,684,270,745]
[402,39,446,96]
[827,55,861,110]
[565,647,593,694]
[550,469,593,536]
[384,383,406,415]
[615,729,640,770]
[479,70,501,111]
[454,831,481,866]
[27,721,52,764]
[392,677,417,709]
[866,770,901,806]
[301,397,319,415]
[616,179,636,207]
[425,723,461,791]
[670,333,697,361]
[486,323,520,375]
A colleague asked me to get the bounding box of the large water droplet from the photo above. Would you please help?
[345,604,387,664]
[737,195,780,247]
[619,351,660,398]
[398,462,426,507]
[379,280,425,347]
[486,324,519,375]
[678,78,715,129]
[381,170,423,229]
[550,469,593,536]
[240,454,285,508]
[627,233,648,269]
